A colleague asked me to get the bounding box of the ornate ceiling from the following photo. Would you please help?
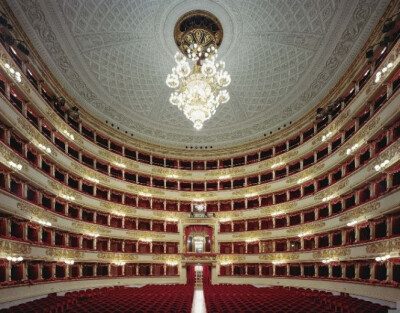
[7,0,389,148]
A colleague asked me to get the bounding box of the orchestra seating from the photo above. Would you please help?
[0,285,194,313]
[203,284,390,313]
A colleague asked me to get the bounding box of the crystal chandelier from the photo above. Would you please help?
[166,10,231,130]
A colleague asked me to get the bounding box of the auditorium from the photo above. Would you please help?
[0,0,399,312]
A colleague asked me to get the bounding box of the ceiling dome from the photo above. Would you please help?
[8,0,390,148]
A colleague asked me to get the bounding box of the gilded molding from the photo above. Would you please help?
[0,143,29,171]
[286,221,326,235]
[97,150,139,169]
[46,247,83,259]
[70,163,110,183]
[232,230,272,239]
[217,255,246,263]
[71,222,111,235]
[180,191,216,199]
[152,211,181,220]
[152,255,180,262]
[125,231,166,239]
[367,140,400,172]
[17,202,58,223]
[256,152,298,171]
[44,109,84,145]
[97,252,139,261]
[365,238,400,254]
[339,117,381,156]
[338,202,381,222]
[204,167,246,178]
[314,178,349,201]
[126,184,165,196]
[313,247,350,259]
[262,202,298,216]
[259,253,300,261]
[0,52,30,93]
[151,167,192,178]
[17,117,58,157]
[47,180,82,200]
[286,163,325,184]
[100,201,135,215]
[0,238,31,255]
[311,111,350,145]
[217,211,244,219]
[182,255,216,261]
[232,184,270,196]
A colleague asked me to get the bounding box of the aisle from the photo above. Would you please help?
[191,287,207,313]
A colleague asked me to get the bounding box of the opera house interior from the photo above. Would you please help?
[0,0,399,312]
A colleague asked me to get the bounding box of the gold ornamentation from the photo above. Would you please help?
[17,202,58,223]
[339,117,380,156]
[44,109,84,145]
[97,252,139,261]
[126,184,165,196]
[182,255,217,261]
[152,211,181,220]
[286,163,325,184]
[71,222,111,234]
[16,117,58,157]
[70,163,110,183]
[311,111,350,145]
[259,253,300,261]
[48,180,82,200]
[232,184,270,196]
[339,202,380,222]
[174,10,223,57]
[204,167,246,178]
[217,255,245,263]
[0,143,29,171]
[152,255,180,262]
[286,221,325,234]
[100,201,134,215]
[125,231,167,239]
[151,167,192,178]
[217,211,244,219]
[262,202,298,215]
[97,150,139,169]
[46,247,83,259]
[367,141,400,172]
[180,191,216,199]
[0,238,31,255]
[232,230,271,239]
[314,178,349,200]
[313,248,350,259]
[366,238,400,254]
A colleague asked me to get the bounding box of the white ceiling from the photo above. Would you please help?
[8,0,389,148]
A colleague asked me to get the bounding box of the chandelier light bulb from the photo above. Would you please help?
[166,48,231,130]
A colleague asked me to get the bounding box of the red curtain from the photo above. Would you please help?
[187,265,195,285]
[203,264,211,285]
[185,225,213,239]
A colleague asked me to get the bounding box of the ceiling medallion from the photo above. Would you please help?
[166,10,231,130]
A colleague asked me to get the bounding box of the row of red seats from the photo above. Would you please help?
[0,286,123,313]
[203,285,391,313]
[65,284,194,313]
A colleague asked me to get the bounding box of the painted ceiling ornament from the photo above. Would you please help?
[166,10,231,130]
